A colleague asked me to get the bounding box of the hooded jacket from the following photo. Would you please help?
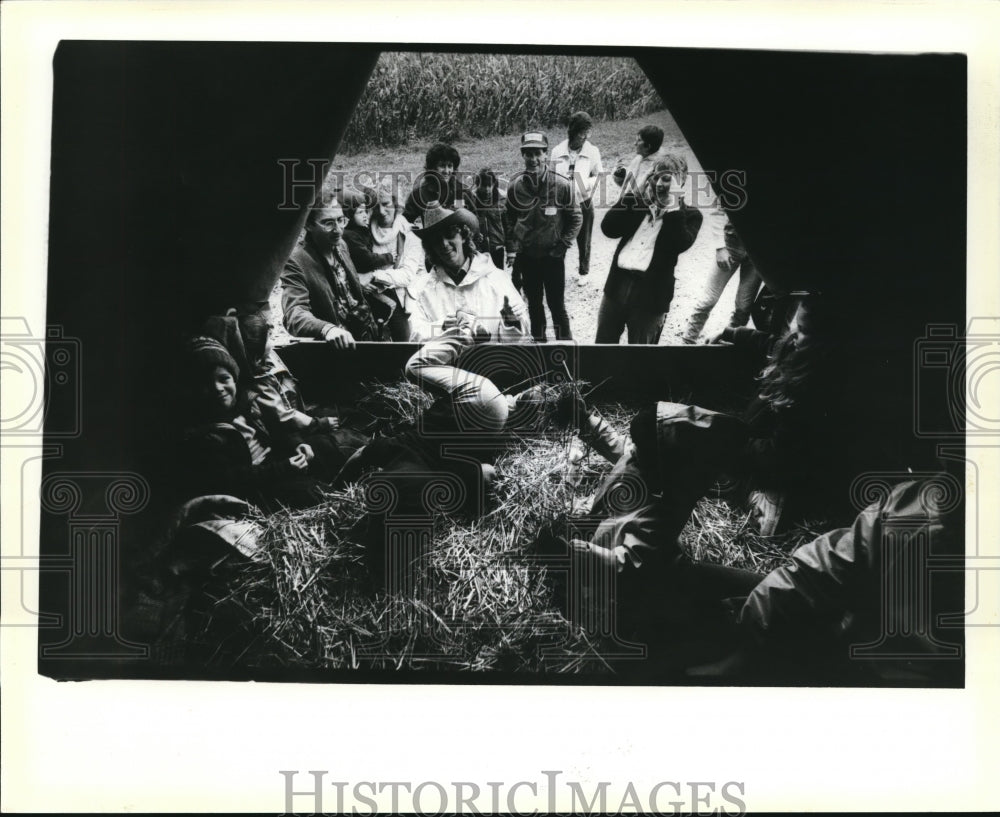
[409,252,529,343]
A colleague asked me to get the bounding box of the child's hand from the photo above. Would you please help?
[288,452,309,470]
[317,416,340,432]
[296,443,315,463]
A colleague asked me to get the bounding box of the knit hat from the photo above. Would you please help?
[411,200,480,238]
[185,335,240,381]
[200,310,249,378]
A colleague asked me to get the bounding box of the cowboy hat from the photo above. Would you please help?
[411,200,480,238]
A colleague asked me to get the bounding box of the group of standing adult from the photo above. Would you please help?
[279,111,762,348]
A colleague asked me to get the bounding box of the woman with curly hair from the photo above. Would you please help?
[401,142,474,226]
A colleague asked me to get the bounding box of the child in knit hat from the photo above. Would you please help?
[179,334,325,510]
[236,309,367,480]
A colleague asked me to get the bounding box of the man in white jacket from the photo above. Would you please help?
[552,111,603,285]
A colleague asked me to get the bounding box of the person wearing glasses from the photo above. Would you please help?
[280,191,379,347]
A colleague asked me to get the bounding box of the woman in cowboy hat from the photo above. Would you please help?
[397,200,530,440]
[408,201,528,345]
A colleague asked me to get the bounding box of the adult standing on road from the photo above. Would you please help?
[613,125,669,199]
[681,204,761,343]
[552,111,603,286]
[506,131,583,342]
[595,157,703,344]
[402,142,474,226]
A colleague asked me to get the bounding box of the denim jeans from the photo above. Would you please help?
[405,334,510,432]
[516,254,573,342]
[683,251,761,342]
[594,295,666,344]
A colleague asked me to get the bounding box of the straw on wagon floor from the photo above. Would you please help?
[188,382,823,672]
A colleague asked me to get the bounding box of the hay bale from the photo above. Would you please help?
[190,390,826,672]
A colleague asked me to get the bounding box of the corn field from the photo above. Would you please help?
[341,52,663,151]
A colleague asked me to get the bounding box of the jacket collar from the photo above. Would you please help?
[304,234,347,269]
[430,253,493,288]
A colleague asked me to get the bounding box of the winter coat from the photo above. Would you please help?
[409,252,529,343]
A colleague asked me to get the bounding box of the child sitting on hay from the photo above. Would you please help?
[237,309,366,478]
[178,314,366,510]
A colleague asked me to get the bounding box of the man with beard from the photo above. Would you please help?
[280,192,378,346]
[505,131,582,342]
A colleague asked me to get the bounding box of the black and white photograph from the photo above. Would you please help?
[3,1,999,813]
[31,38,970,686]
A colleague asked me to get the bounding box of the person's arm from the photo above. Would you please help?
[504,179,523,257]
[280,257,337,340]
[182,423,301,500]
[556,184,583,253]
[570,497,683,584]
[373,227,422,290]
[342,229,393,274]
[712,326,774,357]
[739,499,881,644]
[406,291,438,343]
[252,364,318,443]
[495,283,530,343]
[600,192,643,239]
[660,205,703,254]
[590,145,604,178]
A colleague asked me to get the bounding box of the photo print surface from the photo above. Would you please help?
[36,41,967,685]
